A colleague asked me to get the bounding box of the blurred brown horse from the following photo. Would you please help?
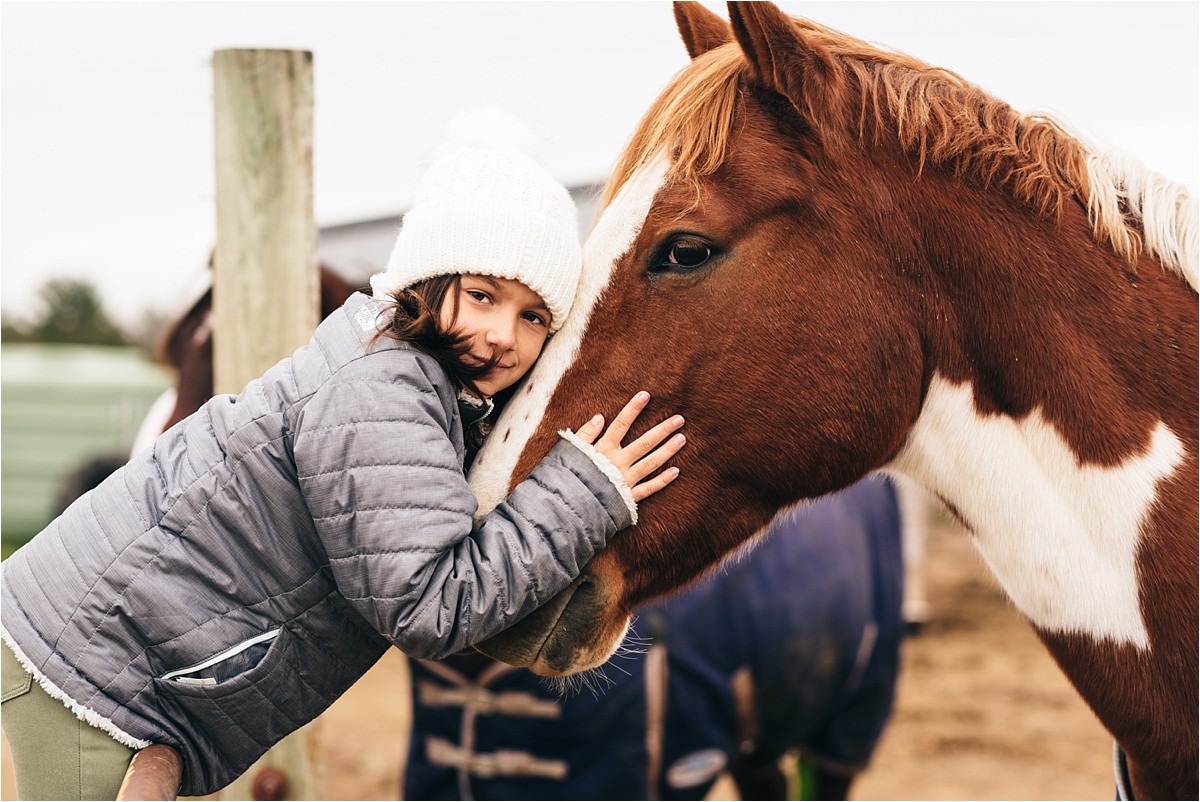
[142,268,358,437]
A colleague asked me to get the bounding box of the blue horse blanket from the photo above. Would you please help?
[405,476,905,800]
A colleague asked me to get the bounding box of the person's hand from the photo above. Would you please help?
[573,391,685,502]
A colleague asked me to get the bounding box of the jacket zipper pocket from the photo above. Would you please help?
[161,628,281,683]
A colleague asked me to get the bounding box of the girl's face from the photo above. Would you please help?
[442,274,552,397]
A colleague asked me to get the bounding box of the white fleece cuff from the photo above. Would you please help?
[558,429,638,526]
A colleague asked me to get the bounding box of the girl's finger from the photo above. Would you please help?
[574,414,605,445]
[626,433,685,485]
[623,415,685,462]
[631,466,681,502]
[599,391,650,448]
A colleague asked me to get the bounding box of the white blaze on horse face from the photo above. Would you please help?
[468,156,671,516]
[888,375,1185,649]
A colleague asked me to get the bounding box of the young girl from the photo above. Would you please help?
[0,127,686,799]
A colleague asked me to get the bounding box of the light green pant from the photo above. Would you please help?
[2,642,134,800]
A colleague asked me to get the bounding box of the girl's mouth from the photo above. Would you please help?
[469,353,511,372]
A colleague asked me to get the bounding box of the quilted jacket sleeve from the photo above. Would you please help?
[292,351,633,660]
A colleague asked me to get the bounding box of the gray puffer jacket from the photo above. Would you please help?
[0,292,633,795]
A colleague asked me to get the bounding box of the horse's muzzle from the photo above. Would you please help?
[475,564,627,676]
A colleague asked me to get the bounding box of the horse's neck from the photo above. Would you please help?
[890,372,1198,795]
[884,180,1197,652]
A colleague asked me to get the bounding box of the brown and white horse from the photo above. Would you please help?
[469,3,1198,798]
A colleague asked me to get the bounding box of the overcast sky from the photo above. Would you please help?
[2,1,1196,328]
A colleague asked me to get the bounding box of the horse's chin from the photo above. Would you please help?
[475,562,629,676]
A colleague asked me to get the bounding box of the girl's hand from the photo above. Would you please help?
[574,391,685,502]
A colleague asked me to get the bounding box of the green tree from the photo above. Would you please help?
[1,314,32,342]
[5,278,129,345]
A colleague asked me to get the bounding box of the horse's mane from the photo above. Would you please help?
[602,16,1197,289]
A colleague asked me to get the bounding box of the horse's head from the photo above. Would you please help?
[469,1,1196,676]
[468,2,931,675]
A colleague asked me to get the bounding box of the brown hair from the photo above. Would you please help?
[374,274,501,400]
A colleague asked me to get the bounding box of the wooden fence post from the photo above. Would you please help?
[212,48,318,392]
[117,745,183,801]
[210,48,320,801]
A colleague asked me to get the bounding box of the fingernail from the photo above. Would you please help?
[667,467,680,477]
[591,414,603,426]
[672,434,685,446]
[636,391,650,403]
[672,415,684,427]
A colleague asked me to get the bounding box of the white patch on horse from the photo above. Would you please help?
[887,375,1184,649]
[468,156,670,516]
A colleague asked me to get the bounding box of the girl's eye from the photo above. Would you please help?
[466,289,491,303]
[522,312,548,327]
[653,237,716,273]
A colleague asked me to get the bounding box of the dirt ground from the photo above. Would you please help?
[2,507,1113,800]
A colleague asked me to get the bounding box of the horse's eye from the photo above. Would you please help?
[659,238,714,272]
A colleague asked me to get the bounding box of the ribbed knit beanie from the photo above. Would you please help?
[370,108,582,332]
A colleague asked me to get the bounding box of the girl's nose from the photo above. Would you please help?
[485,318,517,351]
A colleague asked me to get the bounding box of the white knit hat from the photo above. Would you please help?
[370,109,582,332]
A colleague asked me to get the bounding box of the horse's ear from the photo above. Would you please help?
[726,2,848,136]
[674,2,732,59]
